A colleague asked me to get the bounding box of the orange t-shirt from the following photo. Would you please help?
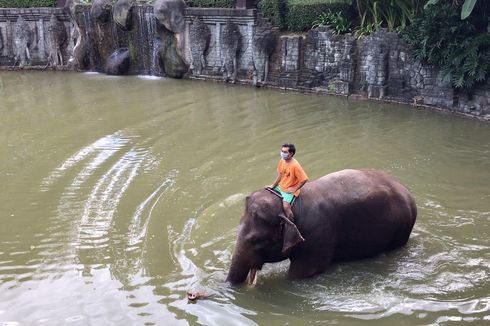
[277,158,308,196]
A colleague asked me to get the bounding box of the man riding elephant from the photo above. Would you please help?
[227,168,417,285]
[269,143,308,229]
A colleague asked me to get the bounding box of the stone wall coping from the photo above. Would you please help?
[72,4,255,24]
[73,3,255,16]
[185,15,255,24]
[0,8,69,22]
[186,8,255,17]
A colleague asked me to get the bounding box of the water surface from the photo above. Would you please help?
[0,71,489,325]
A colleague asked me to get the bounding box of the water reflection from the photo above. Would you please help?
[0,72,489,325]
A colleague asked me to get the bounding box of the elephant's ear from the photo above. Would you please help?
[279,214,305,254]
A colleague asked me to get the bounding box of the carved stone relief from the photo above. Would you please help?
[189,17,210,76]
[220,20,241,82]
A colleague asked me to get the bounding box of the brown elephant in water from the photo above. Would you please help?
[226,169,417,284]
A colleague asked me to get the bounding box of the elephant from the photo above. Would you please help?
[226,169,417,284]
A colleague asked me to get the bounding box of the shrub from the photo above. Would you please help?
[0,0,56,7]
[285,0,353,32]
[402,1,490,90]
[186,0,235,8]
[353,0,423,32]
[312,9,350,34]
[257,0,286,30]
[353,21,380,39]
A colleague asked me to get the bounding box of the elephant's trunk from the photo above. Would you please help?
[226,262,249,284]
[226,249,253,284]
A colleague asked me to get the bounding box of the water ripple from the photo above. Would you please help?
[77,148,146,249]
[127,170,178,248]
[41,131,129,191]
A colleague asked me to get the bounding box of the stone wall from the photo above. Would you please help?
[182,8,489,119]
[184,8,278,84]
[0,5,488,120]
[0,7,74,67]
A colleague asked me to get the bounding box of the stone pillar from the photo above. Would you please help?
[215,22,221,73]
[0,26,4,56]
[6,19,12,57]
[38,18,46,62]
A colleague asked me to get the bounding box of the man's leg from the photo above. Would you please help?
[282,199,305,241]
[283,201,295,222]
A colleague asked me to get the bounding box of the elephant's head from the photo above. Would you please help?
[226,188,304,284]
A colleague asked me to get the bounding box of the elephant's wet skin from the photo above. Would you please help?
[226,169,417,284]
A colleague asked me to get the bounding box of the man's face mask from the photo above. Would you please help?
[280,151,289,159]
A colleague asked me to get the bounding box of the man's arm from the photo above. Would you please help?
[270,173,281,188]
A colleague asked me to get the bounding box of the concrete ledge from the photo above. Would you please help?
[0,8,69,22]
[186,8,255,17]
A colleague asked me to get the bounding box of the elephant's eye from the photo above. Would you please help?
[246,233,269,247]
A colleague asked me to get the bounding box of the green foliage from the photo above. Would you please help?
[402,1,490,90]
[257,0,286,30]
[0,0,56,7]
[425,0,481,20]
[354,0,423,32]
[186,0,235,8]
[461,0,478,19]
[312,9,350,34]
[353,21,380,39]
[285,0,353,32]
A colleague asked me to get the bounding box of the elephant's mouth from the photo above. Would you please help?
[247,268,259,285]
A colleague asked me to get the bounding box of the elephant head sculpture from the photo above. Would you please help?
[226,169,417,285]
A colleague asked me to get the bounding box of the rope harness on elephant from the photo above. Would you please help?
[266,186,283,199]
[265,187,302,221]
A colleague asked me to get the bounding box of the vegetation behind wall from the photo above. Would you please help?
[257,0,352,32]
[285,0,352,32]
[0,0,57,7]
[186,0,235,8]
[257,0,285,29]
[402,0,490,90]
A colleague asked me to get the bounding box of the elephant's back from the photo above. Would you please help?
[301,169,416,261]
[307,169,412,204]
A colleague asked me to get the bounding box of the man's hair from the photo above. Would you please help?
[282,143,296,156]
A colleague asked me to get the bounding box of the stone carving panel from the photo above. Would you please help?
[189,17,210,76]
[365,42,388,97]
[253,23,278,84]
[46,14,68,67]
[302,27,356,93]
[220,20,241,82]
[13,16,34,67]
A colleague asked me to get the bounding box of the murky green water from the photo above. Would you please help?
[0,71,489,325]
